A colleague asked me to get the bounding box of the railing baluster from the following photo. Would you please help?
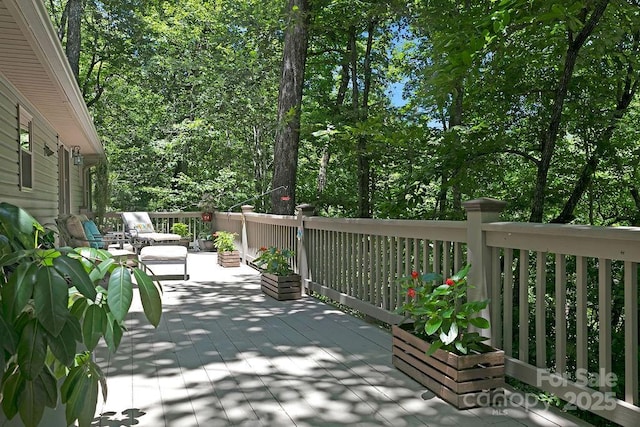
[576,256,588,372]
[519,250,529,364]
[503,248,513,357]
[598,258,612,391]
[536,251,546,368]
[491,247,501,348]
[555,254,567,374]
[624,261,638,404]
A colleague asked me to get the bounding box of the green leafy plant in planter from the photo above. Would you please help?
[254,246,301,300]
[397,264,490,355]
[170,222,190,238]
[213,231,237,252]
[393,265,504,409]
[254,246,295,275]
[170,222,191,247]
[0,202,162,427]
[213,231,240,267]
[197,231,215,251]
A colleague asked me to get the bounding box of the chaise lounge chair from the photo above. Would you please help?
[56,213,135,259]
[121,211,182,248]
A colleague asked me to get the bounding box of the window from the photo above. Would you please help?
[18,105,33,190]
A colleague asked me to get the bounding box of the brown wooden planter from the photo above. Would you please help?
[261,272,301,301]
[217,250,240,267]
[392,324,504,409]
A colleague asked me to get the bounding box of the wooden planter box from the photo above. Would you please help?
[217,250,240,267]
[392,324,504,409]
[261,272,301,301]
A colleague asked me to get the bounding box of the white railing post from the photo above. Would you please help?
[241,205,254,263]
[462,198,506,343]
[296,204,314,293]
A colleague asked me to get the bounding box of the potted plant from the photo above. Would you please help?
[393,265,504,409]
[213,231,240,267]
[197,231,216,252]
[170,222,191,248]
[198,193,216,222]
[254,246,301,300]
[0,202,163,427]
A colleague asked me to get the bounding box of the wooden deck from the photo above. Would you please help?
[92,252,590,427]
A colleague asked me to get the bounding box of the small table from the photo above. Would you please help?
[139,245,188,280]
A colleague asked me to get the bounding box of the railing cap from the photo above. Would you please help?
[241,205,255,213]
[462,198,507,213]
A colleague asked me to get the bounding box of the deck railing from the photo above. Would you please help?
[210,200,639,426]
[101,201,639,425]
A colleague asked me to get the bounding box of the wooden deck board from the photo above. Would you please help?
[91,252,591,427]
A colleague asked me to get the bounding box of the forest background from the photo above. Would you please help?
[46,0,640,226]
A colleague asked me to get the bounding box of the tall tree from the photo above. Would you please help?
[529,0,610,222]
[271,0,311,214]
[66,0,82,78]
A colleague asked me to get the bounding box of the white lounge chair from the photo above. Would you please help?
[122,212,182,248]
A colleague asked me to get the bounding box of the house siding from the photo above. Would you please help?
[0,71,72,226]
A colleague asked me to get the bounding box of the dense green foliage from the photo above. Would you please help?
[42,3,640,425]
[47,1,640,224]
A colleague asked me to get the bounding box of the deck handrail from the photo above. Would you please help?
[212,201,639,426]
[101,202,639,425]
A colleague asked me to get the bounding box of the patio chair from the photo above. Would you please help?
[56,214,135,258]
[121,212,182,248]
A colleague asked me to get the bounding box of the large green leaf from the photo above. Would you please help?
[53,255,97,301]
[33,266,68,337]
[134,268,162,327]
[469,316,490,329]
[104,314,123,353]
[17,377,46,427]
[60,364,83,404]
[424,316,442,336]
[0,306,18,354]
[65,373,89,427]
[37,366,58,408]
[77,370,99,427]
[1,261,37,320]
[16,319,46,381]
[0,202,38,250]
[1,365,23,419]
[47,316,80,366]
[107,266,133,322]
[82,304,106,351]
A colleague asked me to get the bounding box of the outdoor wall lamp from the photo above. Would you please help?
[72,145,83,165]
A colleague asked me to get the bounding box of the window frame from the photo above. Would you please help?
[18,105,33,191]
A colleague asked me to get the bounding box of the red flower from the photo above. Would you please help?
[259,246,267,251]
[407,288,416,298]
[411,271,419,279]
[445,278,455,286]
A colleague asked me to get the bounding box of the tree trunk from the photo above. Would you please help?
[317,52,350,202]
[271,0,310,214]
[65,0,83,80]
[552,34,639,224]
[529,0,609,222]
[356,20,375,218]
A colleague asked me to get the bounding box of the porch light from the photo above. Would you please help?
[72,145,83,165]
